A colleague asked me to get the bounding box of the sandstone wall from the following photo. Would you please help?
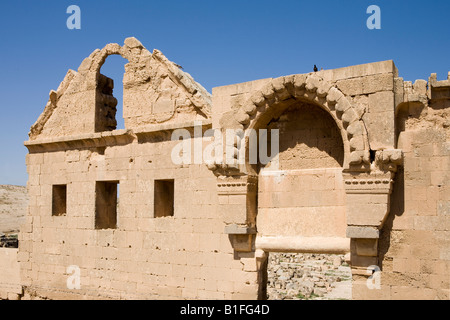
[0,248,22,300]
[373,100,449,300]
[20,134,261,300]
[258,168,346,239]
[21,46,450,300]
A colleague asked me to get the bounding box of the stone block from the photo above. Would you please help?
[7,293,20,300]
[351,281,391,300]
[391,286,436,300]
[363,73,394,94]
[347,226,379,238]
[363,92,395,149]
[336,78,363,96]
[351,255,378,269]
[229,234,253,252]
[330,60,397,81]
[347,202,390,227]
[355,239,378,257]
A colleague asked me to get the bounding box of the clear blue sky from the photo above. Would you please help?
[0,0,449,186]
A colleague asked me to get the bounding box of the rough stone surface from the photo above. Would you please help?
[0,185,28,235]
[267,253,352,300]
[267,103,344,170]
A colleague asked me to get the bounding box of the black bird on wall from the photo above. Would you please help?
[314,65,318,72]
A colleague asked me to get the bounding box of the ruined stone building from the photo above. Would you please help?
[2,37,448,299]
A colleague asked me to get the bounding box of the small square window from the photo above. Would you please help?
[52,185,67,216]
[154,180,174,218]
[95,181,119,229]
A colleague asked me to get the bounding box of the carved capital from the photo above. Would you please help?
[344,172,395,235]
[375,149,404,172]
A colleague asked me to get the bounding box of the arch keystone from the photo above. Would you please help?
[294,74,307,89]
[236,111,251,125]
[305,75,320,92]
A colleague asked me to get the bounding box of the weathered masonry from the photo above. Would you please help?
[18,38,449,300]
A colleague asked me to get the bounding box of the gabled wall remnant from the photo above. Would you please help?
[29,37,211,141]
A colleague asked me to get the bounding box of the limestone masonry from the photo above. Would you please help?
[2,37,449,300]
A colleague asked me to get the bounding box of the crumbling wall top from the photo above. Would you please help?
[28,37,212,142]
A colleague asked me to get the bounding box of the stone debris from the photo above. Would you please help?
[0,234,18,248]
[267,253,352,300]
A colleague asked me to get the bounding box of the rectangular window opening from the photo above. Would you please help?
[52,185,67,216]
[154,179,174,218]
[95,181,119,229]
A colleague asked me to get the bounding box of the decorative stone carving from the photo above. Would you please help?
[211,74,372,178]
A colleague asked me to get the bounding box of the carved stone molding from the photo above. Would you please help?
[217,175,258,196]
[344,171,395,233]
[344,172,394,195]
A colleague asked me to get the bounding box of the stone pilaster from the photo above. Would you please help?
[344,149,403,299]
[217,175,258,252]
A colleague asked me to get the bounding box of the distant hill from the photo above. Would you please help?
[0,185,28,235]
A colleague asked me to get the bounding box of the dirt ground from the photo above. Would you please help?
[0,185,28,235]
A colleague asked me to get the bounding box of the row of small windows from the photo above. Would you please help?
[51,180,175,229]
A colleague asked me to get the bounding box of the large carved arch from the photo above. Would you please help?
[209,73,371,177]
[211,74,403,292]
